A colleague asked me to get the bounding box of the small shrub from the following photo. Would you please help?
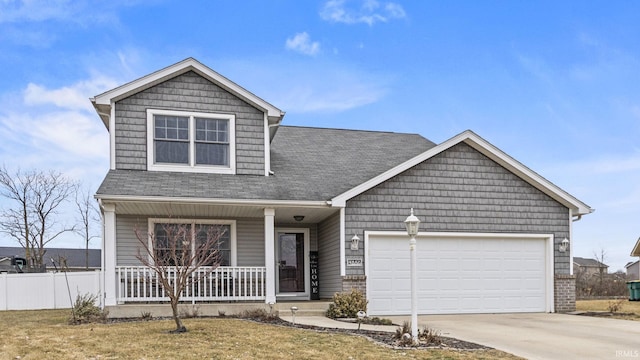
[608,298,626,313]
[393,321,411,340]
[364,316,393,326]
[69,293,107,324]
[392,321,442,346]
[218,310,226,317]
[140,311,153,321]
[240,308,278,321]
[419,326,442,345]
[326,289,368,319]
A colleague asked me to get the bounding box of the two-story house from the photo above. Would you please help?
[92,58,593,317]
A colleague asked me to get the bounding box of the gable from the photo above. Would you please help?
[91,57,284,129]
[333,130,593,216]
[113,71,266,175]
[346,142,570,234]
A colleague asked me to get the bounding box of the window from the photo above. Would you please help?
[149,219,236,267]
[147,109,235,174]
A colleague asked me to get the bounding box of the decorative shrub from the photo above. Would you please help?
[69,293,107,324]
[326,289,367,319]
[392,321,442,346]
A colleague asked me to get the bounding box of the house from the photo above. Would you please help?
[91,58,593,316]
[0,246,101,271]
[625,261,639,280]
[573,257,608,277]
[628,237,640,280]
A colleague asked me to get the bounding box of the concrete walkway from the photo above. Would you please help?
[281,313,640,360]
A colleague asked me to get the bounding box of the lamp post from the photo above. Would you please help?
[404,208,420,343]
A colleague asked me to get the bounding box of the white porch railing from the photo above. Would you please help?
[116,266,266,303]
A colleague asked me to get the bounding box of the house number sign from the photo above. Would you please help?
[346,257,363,267]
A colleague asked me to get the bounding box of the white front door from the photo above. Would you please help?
[276,229,310,297]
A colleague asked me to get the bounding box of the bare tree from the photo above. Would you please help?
[75,187,99,269]
[135,222,225,332]
[0,166,77,269]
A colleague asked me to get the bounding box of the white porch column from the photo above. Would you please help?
[102,203,117,307]
[264,208,276,304]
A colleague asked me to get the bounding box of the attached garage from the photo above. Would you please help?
[365,232,554,316]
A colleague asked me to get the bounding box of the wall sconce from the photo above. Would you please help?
[293,215,305,222]
[351,234,360,250]
[559,238,570,253]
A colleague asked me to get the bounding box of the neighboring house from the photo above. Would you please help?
[0,246,101,271]
[628,237,640,279]
[573,257,608,277]
[625,260,639,280]
[91,58,593,316]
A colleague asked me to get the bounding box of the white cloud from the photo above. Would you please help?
[0,74,116,186]
[285,32,321,56]
[320,0,406,26]
[0,0,127,24]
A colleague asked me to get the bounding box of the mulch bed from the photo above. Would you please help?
[246,316,492,351]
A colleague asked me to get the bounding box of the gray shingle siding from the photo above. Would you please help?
[113,71,265,175]
[345,142,571,276]
[318,211,341,298]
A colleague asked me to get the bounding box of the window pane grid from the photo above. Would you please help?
[151,112,232,169]
[195,118,229,144]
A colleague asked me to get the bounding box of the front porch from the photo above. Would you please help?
[100,201,345,309]
[117,266,267,303]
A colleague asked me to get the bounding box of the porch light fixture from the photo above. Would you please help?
[404,208,420,344]
[293,215,305,222]
[351,234,360,250]
[559,238,570,253]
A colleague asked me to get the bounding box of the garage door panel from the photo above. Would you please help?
[367,234,549,315]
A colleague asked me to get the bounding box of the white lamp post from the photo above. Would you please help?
[404,208,420,343]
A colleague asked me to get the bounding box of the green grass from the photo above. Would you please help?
[0,309,521,359]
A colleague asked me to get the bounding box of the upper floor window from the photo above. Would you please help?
[147,109,235,174]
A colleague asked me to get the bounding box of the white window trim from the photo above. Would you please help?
[146,109,236,174]
[147,218,237,266]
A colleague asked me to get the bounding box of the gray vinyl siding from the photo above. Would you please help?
[114,71,265,175]
[318,212,341,299]
[237,218,264,266]
[345,142,571,276]
[116,215,147,266]
[115,216,266,267]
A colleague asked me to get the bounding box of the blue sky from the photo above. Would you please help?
[1,0,639,271]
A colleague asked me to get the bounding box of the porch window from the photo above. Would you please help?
[147,109,235,174]
[150,219,236,267]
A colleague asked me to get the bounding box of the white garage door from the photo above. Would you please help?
[366,233,551,315]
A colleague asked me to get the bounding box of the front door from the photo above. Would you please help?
[276,230,308,294]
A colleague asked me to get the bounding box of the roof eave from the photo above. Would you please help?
[631,237,640,257]
[91,58,285,130]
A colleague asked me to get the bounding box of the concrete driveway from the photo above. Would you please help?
[388,313,640,360]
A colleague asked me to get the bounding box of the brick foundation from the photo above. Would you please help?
[555,274,576,312]
[342,275,367,297]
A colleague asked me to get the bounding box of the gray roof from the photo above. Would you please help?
[96,125,436,201]
[573,256,608,268]
[0,247,101,269]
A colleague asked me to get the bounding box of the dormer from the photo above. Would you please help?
[91,58,285,176]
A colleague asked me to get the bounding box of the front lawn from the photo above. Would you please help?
[0,309,521,359]
[576,299,640,320]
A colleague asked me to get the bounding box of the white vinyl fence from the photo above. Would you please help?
[0,271,102,311]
